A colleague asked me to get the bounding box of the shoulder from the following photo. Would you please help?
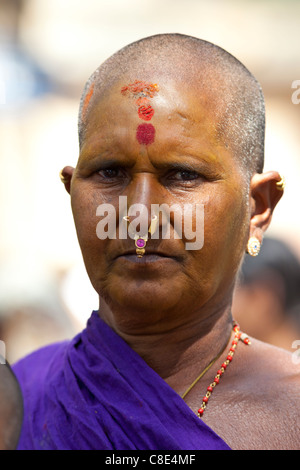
[240,339,300,448]
[246,338,300,387]
[240,338,300,409]
[204,338,300,449]
[12,340,71,387]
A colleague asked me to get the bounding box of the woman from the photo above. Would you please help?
[13,34,300,450]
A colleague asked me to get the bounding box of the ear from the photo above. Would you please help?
[59,166,74,194]
[249,171,284,242]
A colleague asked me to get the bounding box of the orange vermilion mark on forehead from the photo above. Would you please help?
[121,80,159,144]
[136,97,150,107]
[138,104,155,121]
[82,81,95,122]
[121,80,159,98]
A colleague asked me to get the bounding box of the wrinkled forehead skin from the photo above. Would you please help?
[83,61,232,142]
[78,35,264,182]
[80,68,239,180]
[0,363,23,450]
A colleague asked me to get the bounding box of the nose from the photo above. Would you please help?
[125,173,160,237]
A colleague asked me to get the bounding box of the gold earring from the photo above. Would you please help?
[59,169,68,184]
[276,175,285,191]
[247,237,261,257]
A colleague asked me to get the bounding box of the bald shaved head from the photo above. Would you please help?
[78,33,265,178]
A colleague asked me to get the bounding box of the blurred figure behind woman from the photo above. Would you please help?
[233,237,300,351]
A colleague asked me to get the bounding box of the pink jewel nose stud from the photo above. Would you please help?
[123,215,158,258]
[135,236,147,258]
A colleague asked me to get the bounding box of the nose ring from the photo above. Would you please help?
[123,215,158,258]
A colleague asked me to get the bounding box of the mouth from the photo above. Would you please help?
[115,249,180,264]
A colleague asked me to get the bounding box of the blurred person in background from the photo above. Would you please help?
[233,237,300,351]
[0,0,78,365]
[0,0,51,109]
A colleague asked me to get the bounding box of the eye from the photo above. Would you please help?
[98,167,123,179]
[167,169,201,182]
[175,170,199,181]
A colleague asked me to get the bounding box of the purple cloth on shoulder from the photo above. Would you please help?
[13,311,230,450]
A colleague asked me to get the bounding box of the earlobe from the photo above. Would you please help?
[59,166,74,194]
[248,170,284,242]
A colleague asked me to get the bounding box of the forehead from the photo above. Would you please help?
[77,74,248,187]
[78,79,242,183]
[83,75,227,143]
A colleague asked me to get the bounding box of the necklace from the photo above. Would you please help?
[181,322,251,418]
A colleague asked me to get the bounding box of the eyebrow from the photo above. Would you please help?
[90,157,213,170]
[151,160,201,171]
[80,147,223,177]
[80,154,136,172]
[150,157,224,179]
[96,158,134,169]
[150,156,221,172]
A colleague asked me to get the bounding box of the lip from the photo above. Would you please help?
[118,249,169,257]
[114,249,181,264]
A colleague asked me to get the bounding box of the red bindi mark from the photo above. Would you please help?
[138,104,154,121]
[136,123,155,145]
[121,80,159,145]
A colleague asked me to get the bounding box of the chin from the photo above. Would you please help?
[101,277,183,315]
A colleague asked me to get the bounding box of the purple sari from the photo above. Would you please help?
[13,311,230,450]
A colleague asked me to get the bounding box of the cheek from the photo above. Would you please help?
[71,188,94,235]
[204,191,249,267]
[70,186,115,295]
[187,191,249,281]
[71,184,107,260]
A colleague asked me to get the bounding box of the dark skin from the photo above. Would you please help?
[61,76,300,450]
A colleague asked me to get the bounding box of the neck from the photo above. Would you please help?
[98,300,233,396]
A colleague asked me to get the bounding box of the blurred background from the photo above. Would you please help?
[0,0,300,362]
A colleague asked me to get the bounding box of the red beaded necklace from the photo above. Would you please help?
[181,322,251,418]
